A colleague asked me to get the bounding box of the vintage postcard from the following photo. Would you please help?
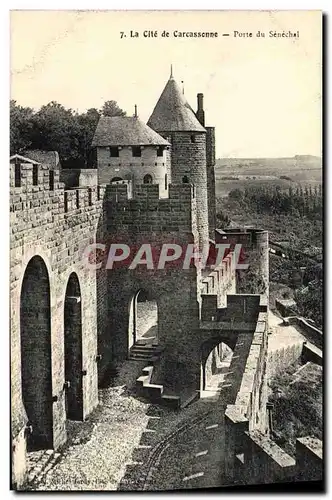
[10,10,323,492]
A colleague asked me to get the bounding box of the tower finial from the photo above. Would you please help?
[170,64,173,78]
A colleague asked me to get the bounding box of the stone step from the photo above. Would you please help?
[129,354,159,362]
[131,346,159,353]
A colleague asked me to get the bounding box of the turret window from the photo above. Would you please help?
[132,146,141,157]
[182,175,189,184]
[190,135,196,143]
[110,147,119,157]
[157,146,164,157]
[143,174,153,184]
[165,174,168,190]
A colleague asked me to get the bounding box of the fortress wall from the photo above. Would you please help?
[10,163,104,485]
[240,431,296,485]
[296,437,323,482]
[216,228,269,301]
[224,308,269,482]
[229,432,323,486]
[201,251,236,307]
[60,168,98,188]
[100,182,202,394]
[105,182,197,233]
[267,340,304,378]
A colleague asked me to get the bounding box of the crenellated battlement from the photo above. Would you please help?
[105,182,198,237]
[10,162,198,218]
[10,162,61,191]
[104,181,196,203]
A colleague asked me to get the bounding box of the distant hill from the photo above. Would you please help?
[214,156,322,198]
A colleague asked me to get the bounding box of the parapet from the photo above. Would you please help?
[10,161,61,191]
[10,162,106,214]
[104,181,196,204]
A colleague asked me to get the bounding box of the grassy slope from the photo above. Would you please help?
[268,362,322,457]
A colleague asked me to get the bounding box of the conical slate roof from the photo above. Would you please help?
[91,116,170,147]
[147,76,206,133]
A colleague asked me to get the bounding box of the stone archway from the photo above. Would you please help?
[200,338,234,397]
[128,289,158,349]
[64,273,83,421]
[20,256,53,451]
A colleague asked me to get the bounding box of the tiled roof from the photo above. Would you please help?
[147,76,206,133]
[91,116,170,147]
[10,154,40,165]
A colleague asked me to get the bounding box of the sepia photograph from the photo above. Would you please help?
[9,9,323,492]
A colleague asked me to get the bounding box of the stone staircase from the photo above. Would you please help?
[129,341,161,363]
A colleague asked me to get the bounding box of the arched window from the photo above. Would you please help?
[143,174,153,184]
[182,175,189,184]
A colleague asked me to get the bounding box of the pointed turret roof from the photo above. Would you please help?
[147,75,206,133]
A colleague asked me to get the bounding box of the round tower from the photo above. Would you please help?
[147,71,209,250]
[250,229,269,303]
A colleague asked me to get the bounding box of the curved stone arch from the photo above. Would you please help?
[17,248,54,307]
[200,335,235,365]
[200,335,235,393]
[59,266,87,316]
[12,249,54,362]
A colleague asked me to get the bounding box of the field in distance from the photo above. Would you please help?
[215,155,322,197]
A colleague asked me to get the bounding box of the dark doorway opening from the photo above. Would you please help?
[201,342,233,398]
[64,273,83,421]
[20,256,53,451]
[128,290,158,349]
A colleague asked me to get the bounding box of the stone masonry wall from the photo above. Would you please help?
[166,132,209,250]
[60,168,98,188]
[10,162,104,485]
[97,146,170,198]
[100,182,203,395]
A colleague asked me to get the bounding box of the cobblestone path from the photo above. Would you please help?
[25,359,226,491]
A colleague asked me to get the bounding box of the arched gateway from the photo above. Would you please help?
[20,256,53,451]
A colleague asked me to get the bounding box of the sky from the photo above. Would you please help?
[10,10,322,158]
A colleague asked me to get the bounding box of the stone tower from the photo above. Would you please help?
[147,71,209,250]
[92,115,171,198]
[195,93,217,240]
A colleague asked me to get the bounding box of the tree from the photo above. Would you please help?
[10,100,35,154]
[228,188,243,201]
[100,100,126,117]
[30,101,79,161]
[295,279,323,328]
[75,108,101,167]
